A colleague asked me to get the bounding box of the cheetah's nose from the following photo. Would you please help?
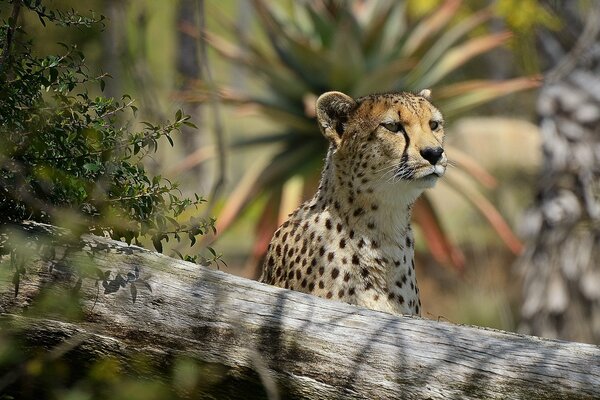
[420,147,444,165]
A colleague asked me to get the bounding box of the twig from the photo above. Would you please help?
[0,0,22,77]
[197,0,227,217]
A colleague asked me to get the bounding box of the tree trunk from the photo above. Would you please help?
[102,0,126,100]
[176,0,206,187]
[1,222,599,399]
[518,2,600,344]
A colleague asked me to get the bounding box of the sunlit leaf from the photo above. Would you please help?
[412,8,493,75]
[444,172,524,255]
[246,192,282,279]
[417,32,511,88]
[401,0,462,57]
[279,174,305,224]
[445,145,497,188]
[414,196,465,271]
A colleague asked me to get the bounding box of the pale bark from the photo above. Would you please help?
[1,222,599,399]
[518,2,600,344]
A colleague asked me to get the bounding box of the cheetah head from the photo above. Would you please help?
[316,90,447,202]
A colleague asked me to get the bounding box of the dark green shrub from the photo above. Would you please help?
[0,1,217,262]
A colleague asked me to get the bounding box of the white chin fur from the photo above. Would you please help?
[418,175,439,189]
[433,164,446,176]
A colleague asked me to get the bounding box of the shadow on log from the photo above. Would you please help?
[0,222,599,399]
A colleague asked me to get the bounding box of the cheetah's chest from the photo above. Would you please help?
[335,232,420,315]
[261,210,421,316]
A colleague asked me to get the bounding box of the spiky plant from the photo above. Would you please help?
[202,0,538,271]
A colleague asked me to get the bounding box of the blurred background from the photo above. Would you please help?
[3,0,600,345]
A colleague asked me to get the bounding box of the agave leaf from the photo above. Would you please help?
[246,102,317,134]
[169,144,216,175]
[354,58,416,96]
[414,196,465,271]
[247,191,281,279]
[231,132,301,149]
[279,174,305,224]
[256,141,323,189]
[328,16,366,88]
[445,144,497,188]
[203,87,318,134]
[224,91,311,119]
[413,8,493,77]
[360,2,406,56]
[435,76,542,99]
[205,0,538,272]
[436,76,541,116]
[205,33,310,102]
[204,31,279,72]
[401,0,462,57]
[444,171,524,255]
[207,13,320,102]
[216,141,321,235]
[418,32,511,88]
[215,155,271,235]
[303,4,336,46]
[380,3,408,52]
[252,0,332,89]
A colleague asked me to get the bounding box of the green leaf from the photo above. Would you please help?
[83,163,101,172]
[189,232,196,247]
[152,236,163,253]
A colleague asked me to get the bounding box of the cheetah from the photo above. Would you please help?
[259,90,447,316]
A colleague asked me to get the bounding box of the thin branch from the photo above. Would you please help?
[197,0,227,217]
[0,0,22,77]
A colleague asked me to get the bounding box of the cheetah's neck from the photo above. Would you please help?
[315,147,420,242]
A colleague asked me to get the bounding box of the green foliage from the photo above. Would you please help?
[494,0,561,73]
[0,1,217,261]
[495,0,560,32]
[209,0,535,268]
[0,3,226,395]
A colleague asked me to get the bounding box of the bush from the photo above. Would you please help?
[0,1,217,263]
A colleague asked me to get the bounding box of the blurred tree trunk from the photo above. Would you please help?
[518,2,600,343]
[102,0,125,99]
[176,0,206,188]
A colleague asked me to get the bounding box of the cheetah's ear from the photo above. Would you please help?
[316,91,356,148]
[418,89,432,99]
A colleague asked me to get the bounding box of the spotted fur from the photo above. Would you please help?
[259,90,447,316]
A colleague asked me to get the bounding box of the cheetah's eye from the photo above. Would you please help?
[381,122,404,133]
[429,120,440,130]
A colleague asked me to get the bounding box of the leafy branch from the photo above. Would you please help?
[0,3,219,265]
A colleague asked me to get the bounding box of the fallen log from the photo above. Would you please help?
[0,222,599,399]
